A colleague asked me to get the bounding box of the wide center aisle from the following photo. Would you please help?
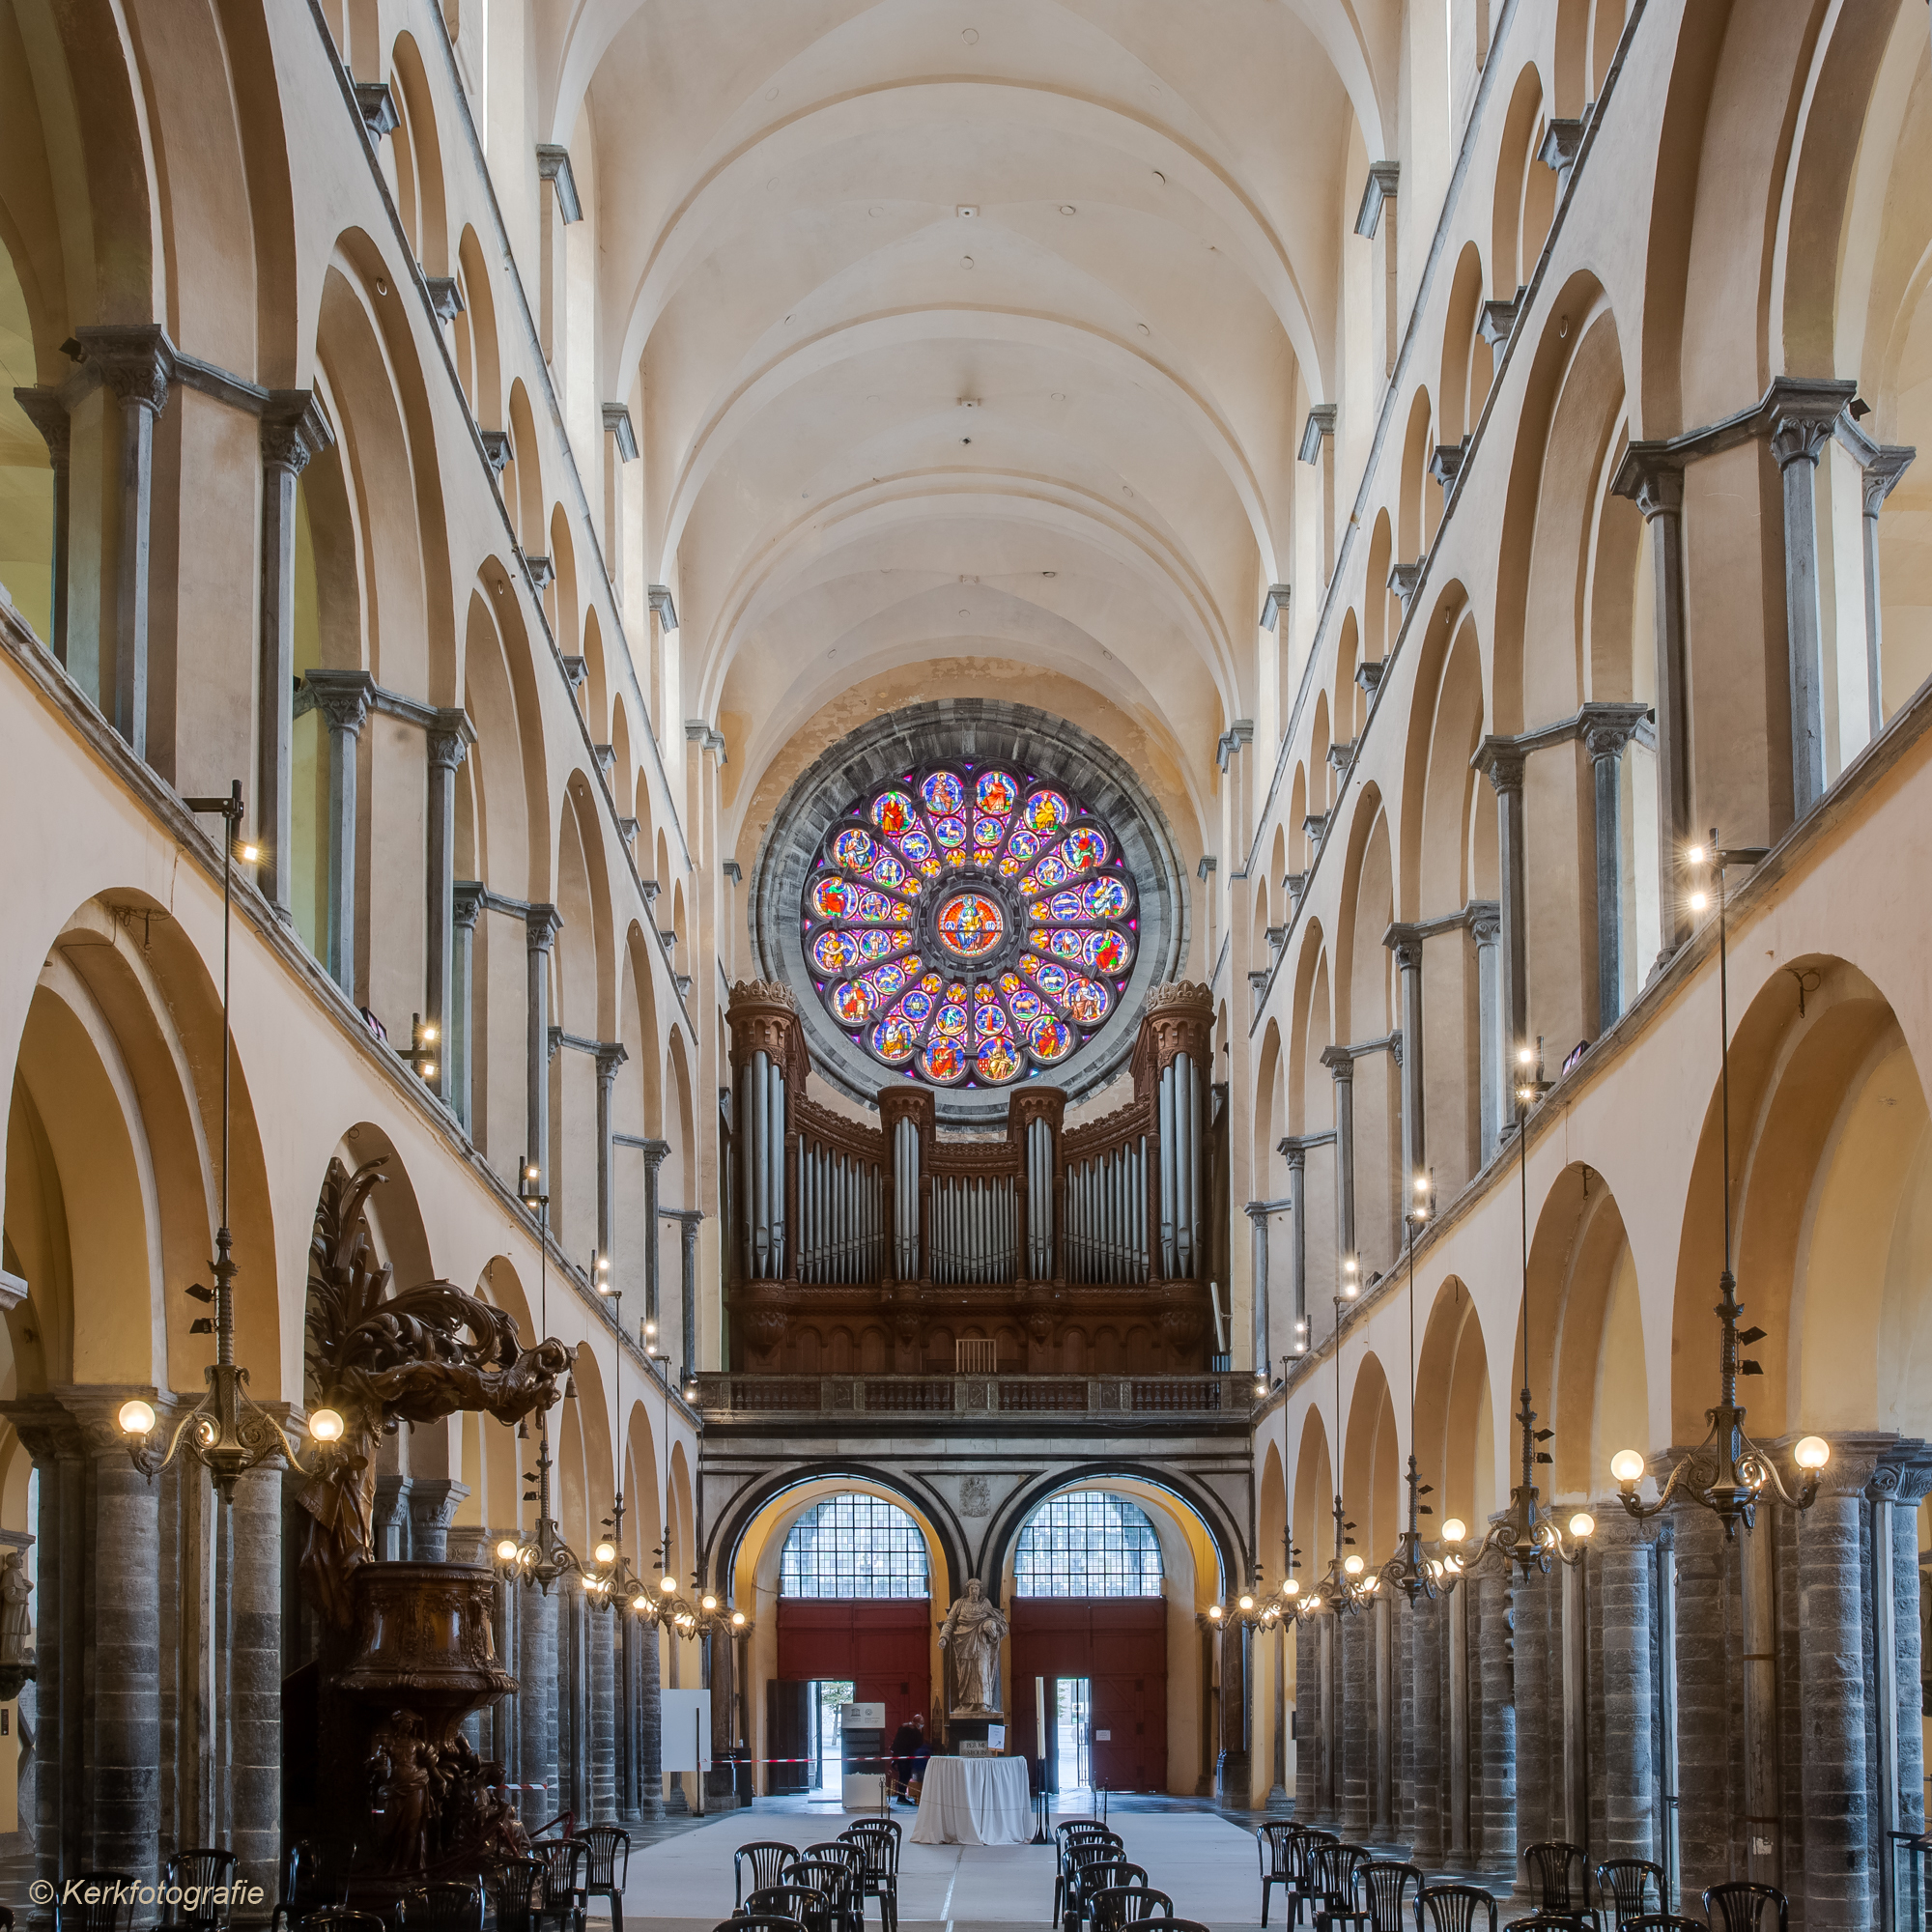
[910,1752,1035,1845]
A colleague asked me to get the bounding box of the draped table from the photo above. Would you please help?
[909,1753,1034,1845]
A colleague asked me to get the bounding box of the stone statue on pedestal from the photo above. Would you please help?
[939,1577,1009,1716]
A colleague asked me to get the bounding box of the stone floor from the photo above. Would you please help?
[605,1795,1278,1932]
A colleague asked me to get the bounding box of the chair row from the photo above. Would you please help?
[732,1821,902,1932]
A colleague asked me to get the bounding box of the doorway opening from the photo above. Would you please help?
[810,1678,855,1796]
[1053,1677,1093,1796]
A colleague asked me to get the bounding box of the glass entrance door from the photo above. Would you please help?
[1054,1677,1093,1796]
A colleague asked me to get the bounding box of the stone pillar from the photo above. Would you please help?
[257,394,330,918]
[1584,719,1636,1033]
[229,1463,283,1918]
[591,1609,617,1825]
[1671,1491,1740,1906]
[1482,747,1529,1082]
[1271,1621,1289,1803]
[639,1141,669,1325]
[1321,1048,1356,1268]
[425,713,470,1103]
[1474,1565,1516,1878]
[1861,447,1916,738]
[526,906,563,1184]
[678,1212,702,1378]
[1337,1608,1372,1837]
[81,1407,163,1890]
[1386,926,1425,1189]
[1406,1589,1445,1866]
[304,669,374,996]
[1770,383,1855,819]
[1468,905,1503,1157]
[1593,1511,1659,1866]
[639,1616,665,1819]
[595,1044,629,1266]
[1244,1202,1269,1371]
[1797,1483,1875,1931]
[1284,1145,1307,1349]
[1621,459,1693,959]
[518,1582,559,1830]
[1512,1563,1553,1854]
[407,1479,469,1562]
[452,884,484,1130]
[74,326,172,758]
[1372,1594,1396,1841]
[12,387,71,662]
[1293,1616,1320,1824]
[1215,1623,1248,1802]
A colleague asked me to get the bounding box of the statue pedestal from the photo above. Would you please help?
[944,1715,1004,1749]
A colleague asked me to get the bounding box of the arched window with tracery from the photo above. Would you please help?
[780,1494,929,1598]
[1013,1490,1164,1597]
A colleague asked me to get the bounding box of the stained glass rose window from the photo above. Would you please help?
[802,763,1140,1087]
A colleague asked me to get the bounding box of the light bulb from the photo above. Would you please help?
[1343,1282,1359,1299]
[1518,1045,1535,1065]
[659,1575,675,1593]
[597,1253,611,1272]
[1238,1593,1254,1611]
[236,841,262,865]
[496,1538,520,1562]
[526,1163,539,1180]
[1208,1604,1223,1620]
[1686,844,1707,865]
[1518,1086,1536,1102]
[1569,1512,1596,1540]
[1344,1257,1357,1274]
[1343,1554,1364,1577]
[1443,1553,1463,1574]
[1794,1435,1831,1470]
[1362,1574,1379,1593]
[1284,1578,1299,1596]
[644,1320,657,1336]
[1414,1174,1431,1195]
[420,1062,437,1079]
[702,1593,718,1611]
[118,1398,156,1436]
[309,1406,346,1443]
[1295,1318,1308,1330]
[732,1610,746,1626]
[421,1024,439,1042]
[1427,1559,1443,1579]
[631,1593,649,1611]
[1254,1378,1268,1397]
[1610,1449,1646,1485]
[1688,891,1709,912]
[594,1541,617,1566]
[1440,1518,1466,1544]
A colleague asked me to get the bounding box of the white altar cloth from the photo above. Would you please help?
[909,1752,1034,1845]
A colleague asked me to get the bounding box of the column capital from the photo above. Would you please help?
[1242,1200,1272,1223]
[260,388,334,476]
[452,881,486,931]
[1766,376,1857,469]
[406,1478,471,1535]
[12,385,70,462]
[427,706,475,773]
[303,667,376,736]
[1610,444,1683,520]
[1320,1044,1355,1081]
[52,1381,178,1460]
[1277,1140,1306,1171]
[1382,923,1425,972]
[1862,443,1916,518]
[73,324,173,415]
[479,428,512,475]
[1216,719,1255,770]
[526,902,564,952]
[1465,900,1501,947]
[631,1136,671,1174]
[595,1040,630,1086]
[1579,700,1650,761]
[1471,738,1526,795]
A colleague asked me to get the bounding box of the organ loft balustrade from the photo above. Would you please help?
[724,979,1219,1374]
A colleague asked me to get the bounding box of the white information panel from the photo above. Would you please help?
[841,1701,886,1728]
[661,1688,712,1773]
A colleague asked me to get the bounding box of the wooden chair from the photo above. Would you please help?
[578,1826,630,1932]
[1592,1860,1666,1929]
[163,1849,242,1932]
[735,1845,802,1910]
[1416,1885,1498,1932]
[1520,1843,1587,1914]
[1702,1882,1789,1932]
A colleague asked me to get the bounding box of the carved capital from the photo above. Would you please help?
[452,881,486,932]
[1770,413,1834,472]
[1384,924,1424,975]
[1276,1140,1307,1172]
[1465,901,1501,948]
[74,325,173,415]
[1862,445,1916,519]
[594,1040,630,1086]
[478,429,512,475]
[1611,445,1683,521]
[12,386,70,463]
[1387,561,1422,611]
[428,707,473,775]
[1474,739,1526,796]
[632,1137,670,1175]
[526,903,564,954]
[1320,1044,1355,1082]
[424,277,465,326]
[260,389,334,477]
[303,668,376,737]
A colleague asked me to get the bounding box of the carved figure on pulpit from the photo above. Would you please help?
[939,1577,1009,1716]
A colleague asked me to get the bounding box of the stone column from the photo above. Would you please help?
[1337,1608,1372,1837]
[518,1581,559,1831]
[12,387,71,663]
[1482,746,1529,1085]
[1406,1588,1445,1866]
[74,326,172,758]
[1770,390,1850,819]
[595,1044,629,1266]
[407,1479,469,1562]
[1670,1490,1739,1905]
[1584,718,1637,1033]
[1512,1563,1553,1852]
[303,669,373,995]
[591,1609,617,1825]
[257,394,330,917]
[678,1212,702,1378]
[1474,1565,1517,1878]
[229,1462,282,1918]
[425,713,470,1103]
[639,1616,666,1819]
[1386,926,1425,1190]
[1244,1203,1270,1371]
[639,1141,669,1325]
[1593,1511,1659,1866]
[452,884,484,1130]
[78,1405,163,1890]
[1621,458,1693,959]
[1321,1048,1356,1269]
[1861,447,1916,738]
[1284,1145,1307,1348]
[1293,1615,1320,1823]
[1215,1622,1249,1802]
[1468,905,1503,1156]
[1445,1574,1472,1868]
[526,906,563,1184]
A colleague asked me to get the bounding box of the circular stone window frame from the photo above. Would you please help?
[750,699,1189,1125]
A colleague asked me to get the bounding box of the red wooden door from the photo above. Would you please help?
[775,1599,933,1741]
[1010,1598,1167,1792]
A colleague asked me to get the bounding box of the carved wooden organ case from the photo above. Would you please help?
[724,980,1217,1374]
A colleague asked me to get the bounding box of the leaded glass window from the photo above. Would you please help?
[1012,1490,1164,1597]
[780,1494,929,1598]
[802,762,1139,1088]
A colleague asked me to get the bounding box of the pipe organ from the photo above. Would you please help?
[725,980,1215,1374]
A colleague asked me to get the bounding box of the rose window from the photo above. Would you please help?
[802,763,1141,1087]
